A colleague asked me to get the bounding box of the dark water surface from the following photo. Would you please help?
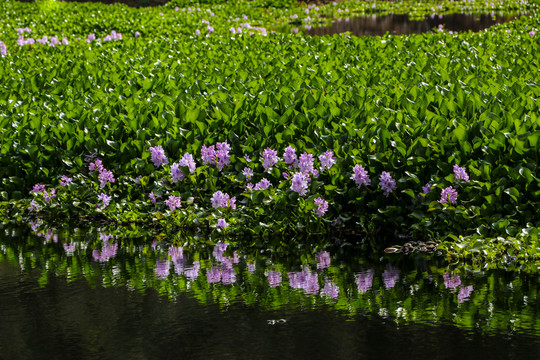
[1,224,539,359]
[305,13,522,36]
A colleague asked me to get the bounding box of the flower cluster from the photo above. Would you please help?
[453,164,470,183]
[211,191,236,209]
[352,164,371,188]
[30,184,56,203]
[150,146,168,168]
[89,159,115,188]
[0,41,6,56]
[379,171,396,197]
[98,193,112,208]
[262,148,279,171]
[440,186,458,205]
[165,195,182,211]
[313,197,329,217]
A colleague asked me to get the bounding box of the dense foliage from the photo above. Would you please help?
[0,1,539,257]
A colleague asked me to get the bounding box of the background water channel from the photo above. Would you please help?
[0,224,539,359]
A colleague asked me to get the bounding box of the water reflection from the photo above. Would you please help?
[0,222,539,338]
[305,13,523,36]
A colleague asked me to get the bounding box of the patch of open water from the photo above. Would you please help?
[302,13,523,36]
[0,224,539,359]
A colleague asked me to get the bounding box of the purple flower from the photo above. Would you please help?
[149,192,160,204]
[288,267,319,295]
[98,169,115,188]
[206,266,221,283]
[352,164,371,188]
[290,172,308,195]
[43,189,56,203]
[242,167,253,181]
[322,279,339,298]
[440,186,458,205]
[179,152,197,173]
[62,37,69,45]
[86,33,96,42]
[207,25,214,33]
[89,158,104,173]
[313,197,329,217]
[134,31,140,38]
[457,285,474,303]
[443,272,461,290]
[453,164,470,183]
[30,184,46,194]
[355,269,374,293]
[283,146,297,165]
[267,270,282,287]
[97,193,111,208]
[216,141,231,170]
[92,243,118,262]
[382,265,400,289]
[165,195,181,210]
[29,200,41,212]
[201,144,216,165]
[319,150,335,172]
[217,218,228,229]
[315,251,331,269]
[63,243,76,256]
[379,171,396,196]
[230,27,236,34]
[170,163,185,183]
[298,152,315,174]
[262,148,279,171]
[421,183,432,194]
[529,30,535,36]
[149,145,168,168]
[195,29,201,36]
[155,259,170,279]
[254,178,271,190]
[211,191,228,208]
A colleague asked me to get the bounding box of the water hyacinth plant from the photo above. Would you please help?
[0,0,538,254]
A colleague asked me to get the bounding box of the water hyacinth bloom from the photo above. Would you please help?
[298,152,315,174]
[134,31,140,38]
[529,30,535,36]
[254,178,271,190]
[355,269,374,293]
[443,272,461,290]
[230,27,236,34]
[149,192,160,204]
[201,144,216,165]
[217,218,228,229]
[211,191,235,209]
[170,162,185,183]
[440,186,458,205]
[179,152,197,173]
[267,270,282,287]
[283,145,297,165]
[319,150,335,172]
[165,195,181,211]
[262,148,279,171]
[97,193,111,208]
[98,169,115,188]
[322,279,339,298]
[195,29,201,36]
[149,145,168,168]
[216,141,231,170]
[453,164,470,183]
[382,265,400,289]
[421,183,432,194]
[290,172,308,195]
[155,259,170,279]
[30,184,46,194]
[288,267,319,295]
[379,171,396,197]
[0,41,7,56]
[315,251,331,269]
[458,285,474,303]
[313,197,329,217]
[242,167,253,181]
[352,164,371,188]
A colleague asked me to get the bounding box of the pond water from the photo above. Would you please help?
[1,224,539,359]
[303,13,523,36]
